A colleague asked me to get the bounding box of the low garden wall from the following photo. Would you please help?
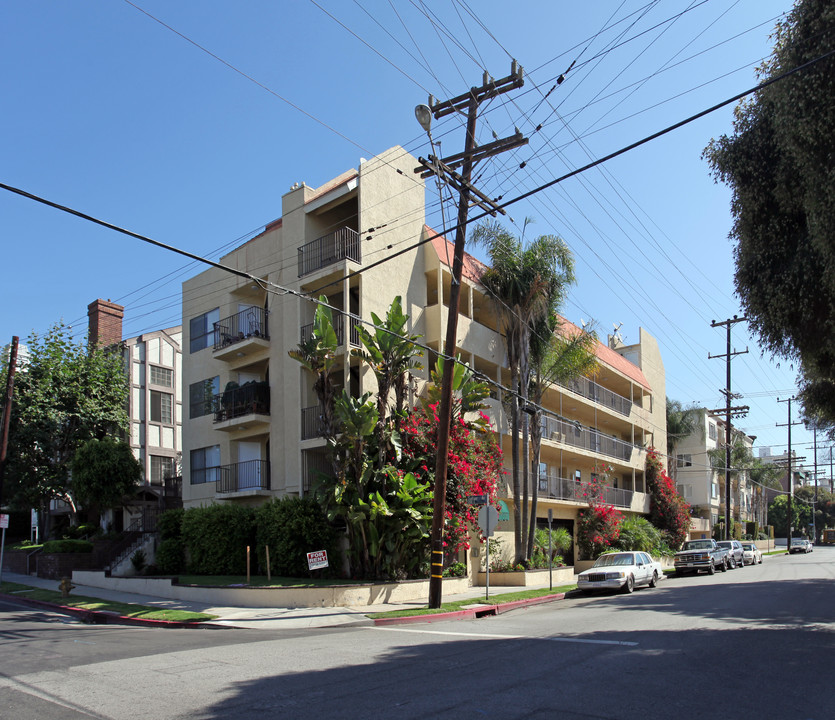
[38,553,96,580]
[475,566,575,587]
[71,571,470,608]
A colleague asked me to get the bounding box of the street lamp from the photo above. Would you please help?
[414,104,432,133]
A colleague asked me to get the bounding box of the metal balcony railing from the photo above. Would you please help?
[213,307,268,350]
[213,381,270,423]
[538,474,634,509]
[559,376,632,416]
[541,415,634,462]
[300,313,361,347]
[216,460,270,493]
[298,227,361,277]
[301,405,326,440]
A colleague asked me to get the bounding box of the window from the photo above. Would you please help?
[190,308,219,353]
[709,422,717,440]
[150,365,173,387]
[676,454,692,468]
[711,482,719,498]
[677,484,692,499]
[189,376,220,419]
[150,390,173,424]
[150,455,177,485]
[191,445,220,485]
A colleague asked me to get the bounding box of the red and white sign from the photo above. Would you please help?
[0,514,8,529]
[307,550,328,570]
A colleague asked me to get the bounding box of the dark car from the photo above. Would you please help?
[716,540,745,568]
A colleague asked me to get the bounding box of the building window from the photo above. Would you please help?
[191,445,220,485]
[189,308,219,353]
[711,482,719,498]
[677,484,692,499]
[150,390,173,424]
[708,422,717,440]
[150,365,173,387]
[150,455,177,485]
[189,376,220,419]
[676,454,692,468]
[711,513,719,526]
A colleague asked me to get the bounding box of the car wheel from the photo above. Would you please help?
[621,575,635,593]
[649,571,658,588]
[758,556,763,564]
[738,556,744,568]
[729,556,736,569]
[708,560,715,575]
[720,558,728,572]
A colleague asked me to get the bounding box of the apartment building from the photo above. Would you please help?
[674,409,758,538]
[181,146,666,554]
[87,299,182,529]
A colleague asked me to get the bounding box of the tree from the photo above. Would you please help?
[708,435,754,520]
[767,494,810,538]
[472,219,576,564]
[704,0,835,426]
[1,323,129,529]
[666,399,700,477]
[70,437,142,522]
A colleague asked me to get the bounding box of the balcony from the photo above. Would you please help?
[213,381,270,433]
[213,307,269,362]
[542,415,635,462]
[301,405,326,440]
[298,227,361,277]
[300,313,360,348]
[216,460,270,495]
[560,376,632,416]
[538,474,635,509]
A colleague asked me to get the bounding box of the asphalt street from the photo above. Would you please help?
[1,547,833,719]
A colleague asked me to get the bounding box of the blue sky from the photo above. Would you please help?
[1,1,827,470]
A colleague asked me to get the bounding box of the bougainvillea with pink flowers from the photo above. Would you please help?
[645,447,691,549]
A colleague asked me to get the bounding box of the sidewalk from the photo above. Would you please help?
[0,572,567,630]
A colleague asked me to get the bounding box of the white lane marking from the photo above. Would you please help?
[364,627,637,646]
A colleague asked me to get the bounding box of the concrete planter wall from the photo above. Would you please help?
[476,567,575,587]
[71,571,470,608]
[38,553,95,580]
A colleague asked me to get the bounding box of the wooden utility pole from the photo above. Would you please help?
[777,397,802,551]
[0,336,20,507]
[709,317,748,540]
[415,62,526,609]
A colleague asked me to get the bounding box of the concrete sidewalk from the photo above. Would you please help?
[0,572,566,630]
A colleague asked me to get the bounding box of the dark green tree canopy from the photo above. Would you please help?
[71,437,142,515]
[704,0,835,426]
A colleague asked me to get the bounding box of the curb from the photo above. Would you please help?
[0,592,223,629]
[372,592,566,626]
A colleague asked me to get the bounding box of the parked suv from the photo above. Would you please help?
[716,540,745,568]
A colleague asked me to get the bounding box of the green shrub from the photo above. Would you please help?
[255,497,338,577]
[131,549,147,572]
[155,538,185,574]
[616,516,662,553]
[746,521,759,539]
[42,539,94,554]
[158,508,184,541]
[443,561,467,577]
[182,504,256,575]
[65,523,99,540]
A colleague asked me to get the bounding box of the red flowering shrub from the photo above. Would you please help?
[577,502,623,559]
[645,447,690,549]
[401,403,504,554]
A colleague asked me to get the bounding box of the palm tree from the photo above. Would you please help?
[472,220,576,564]
[708,435,754,522]
[666,398,701,478]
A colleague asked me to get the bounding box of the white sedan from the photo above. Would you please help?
[740,542,763,565]
[577,551,663,594]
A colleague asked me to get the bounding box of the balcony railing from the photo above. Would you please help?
[302,450,333,493]
[541,415,634,462]
[538,474,634,509]
[560,376,632,416]
[213,307,268,351]
[213,381,270,423]
[216,460,270,493]
[300,313,360,347]
[301,405,326,440]
[298,227,361,277]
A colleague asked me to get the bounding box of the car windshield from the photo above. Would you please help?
[684,541,713,550]
[717,542,732,549]
[791,538,805,545]
[594,553,635,567]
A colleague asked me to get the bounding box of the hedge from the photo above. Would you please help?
[181,504,256,575]
[42,539,94,554]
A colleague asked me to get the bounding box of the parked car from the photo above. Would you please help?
[789,537,812,554]
[674,539,729,575]
[577,551,663,594]
[740,542,762,565]
[716,540,745,568]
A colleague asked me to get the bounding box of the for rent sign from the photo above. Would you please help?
[307,550,329,571]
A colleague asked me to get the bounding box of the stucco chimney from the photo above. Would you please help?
[87,299,124,347]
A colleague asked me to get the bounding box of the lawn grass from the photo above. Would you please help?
[175,574,357,587]
[368,584,577,619]
[0,581,216,623]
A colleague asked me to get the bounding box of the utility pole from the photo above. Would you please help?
[0,336,20,507]
[415,62,527,609]
[812,422,818,543]
[709,316,748,540]
[777,397,802,551]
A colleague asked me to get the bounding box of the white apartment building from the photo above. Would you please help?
[180,147,667,557]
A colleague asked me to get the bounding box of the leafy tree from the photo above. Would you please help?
[472,219,576,564]
[1,323,129,529]
[795,485,835,542]
[767,493,810,538]
[704,0,835,427]
[708,435,754,520]
[645,448,691,549]
[666,399,700,477]
[70,437,142,522]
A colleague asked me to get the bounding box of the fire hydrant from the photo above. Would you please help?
[59,577,75,599]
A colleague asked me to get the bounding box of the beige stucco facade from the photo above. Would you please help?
[181,146,667,560]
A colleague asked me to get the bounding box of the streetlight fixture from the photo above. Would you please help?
[414,104,432,133]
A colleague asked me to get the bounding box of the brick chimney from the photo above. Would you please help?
[87,299,124,347]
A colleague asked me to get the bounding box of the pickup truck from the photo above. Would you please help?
[674,539,729,575]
